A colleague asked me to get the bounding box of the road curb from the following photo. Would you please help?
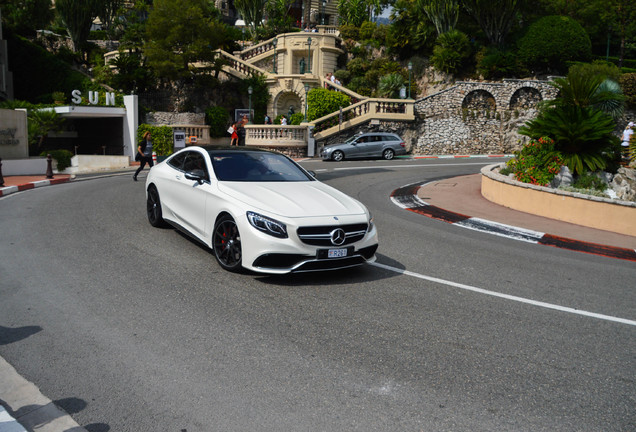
[0,178,71,198]
[391,182,636,262]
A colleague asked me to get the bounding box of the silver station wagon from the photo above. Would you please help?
[321,132,407,161]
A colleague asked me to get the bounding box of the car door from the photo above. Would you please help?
[166,150,211,238]
[350,136,371,158]
[366,135,383,157]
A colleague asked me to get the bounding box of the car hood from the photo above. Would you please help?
[218,181,367,218]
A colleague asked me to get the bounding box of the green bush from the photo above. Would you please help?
[517,16,592,75]
[137,124,174,156]
[307,88,351,121]
[519,106,618,175]
[7,34,90,103]
[504,137,563,186]
[431,30,470,75]
[339,24,359,40]
[572,172,607,192]
[290,113,305,125]
[476,47,518,79]
[359,21,376,40]
[205,106,231,138]
[619,73,636,109]
[41,149,74,172]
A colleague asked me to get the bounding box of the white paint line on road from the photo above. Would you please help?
[371,262,636,327]
[311,162,491,172]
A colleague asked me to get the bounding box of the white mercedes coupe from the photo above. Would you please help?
[145,146,378,274]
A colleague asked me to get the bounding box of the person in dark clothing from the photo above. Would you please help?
[133,131,154,181]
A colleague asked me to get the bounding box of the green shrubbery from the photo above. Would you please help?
[517,16,592,75]
[306,88,351,121]
[503,137,563,186]
[41,149,74,171]
[136,124,174,156]
[205,106,231,138]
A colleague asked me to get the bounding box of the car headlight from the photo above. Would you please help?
[368,213,374,232]
[247,211,288,238]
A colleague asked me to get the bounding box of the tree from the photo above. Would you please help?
[519,69,623,174]
[0,0,53,36]
[28,109,65,154]
[307,88,351,121]
[144,0,228,81]
[463,0,523,48]
[118,0,152,53]
[517,15,592,74]
[337,0,370,27]
[95,0,123,34]
[386,0,436,56]
[417,0,459,36]
[377,73,405,98]
[234,0,267,40]
[55,0,100,53]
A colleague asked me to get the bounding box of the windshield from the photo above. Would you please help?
[209,151,313,182]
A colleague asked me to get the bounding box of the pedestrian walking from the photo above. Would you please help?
[621,122,633,159]
[230,122,239,146]
[133,131,153,181]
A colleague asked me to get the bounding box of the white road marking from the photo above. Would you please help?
[371,262,636,327]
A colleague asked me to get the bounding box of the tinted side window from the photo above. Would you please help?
[168,152,187,170]
[183,152,209,181]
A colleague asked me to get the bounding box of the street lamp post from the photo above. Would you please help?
[322,0,326,25]
[307,37,312,74]
[408,61,413,99]
[272,38,278,73]
[248,86,253,124]
[304,84,309,122]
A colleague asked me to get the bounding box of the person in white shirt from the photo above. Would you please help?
[622,122,633,159]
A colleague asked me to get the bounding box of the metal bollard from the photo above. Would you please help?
[46,154,54,179]
[0,157,4,186]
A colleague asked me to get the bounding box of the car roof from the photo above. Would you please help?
[197,145,274,154]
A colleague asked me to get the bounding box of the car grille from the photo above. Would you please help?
[296,223,369,246]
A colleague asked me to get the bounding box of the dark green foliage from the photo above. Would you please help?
[572,172,608,192]
[41,149,74,171]
[289,113,305,125]
[137,124,174,156]
[359,22,377,40]
[339,24,360,40]
[307,88,351,121]
[7,34,89,103]
[0,0,53,36]
[240,74,271,125]
[205,106,231,138]
[619,73,636,109]
[431,30,471,74]
[56,0,100,52]
[517,16,592,75]
[519,106,619,174]
[476,47,519,79]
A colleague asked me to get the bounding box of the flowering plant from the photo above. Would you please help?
[505,137,564,186]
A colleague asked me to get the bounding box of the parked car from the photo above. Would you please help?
[321,132,407,161]
[145,146,378,274]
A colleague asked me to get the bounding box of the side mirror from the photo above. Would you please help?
[185,169,206,185]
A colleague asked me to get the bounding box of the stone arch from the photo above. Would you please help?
[273,87,310,119]
[462,89,496,111]
[509,87,542,110]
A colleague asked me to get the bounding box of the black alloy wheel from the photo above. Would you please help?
[213,215,243,272]
[147,186,166,227]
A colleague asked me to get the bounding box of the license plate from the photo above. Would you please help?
[327,248,348,258]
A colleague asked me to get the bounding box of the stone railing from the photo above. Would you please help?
[245,125,308,148]
[168,124,211,145]
[320,77,366,104]
[312,98,415,139]
[238,39,276,61]
[215,50,269,78]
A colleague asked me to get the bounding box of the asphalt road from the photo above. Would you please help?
[1,158,635,431]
